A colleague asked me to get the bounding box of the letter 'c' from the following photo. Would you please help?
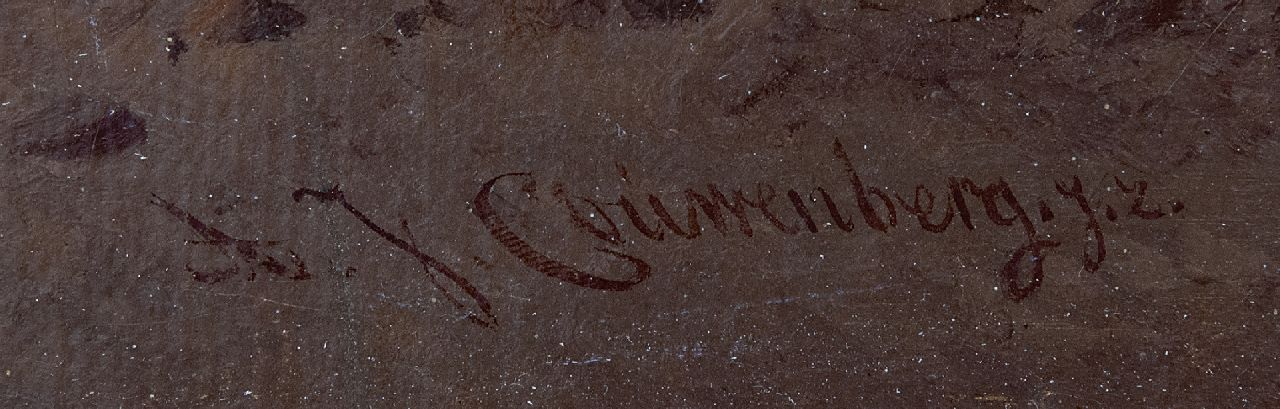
[473,173,652,291]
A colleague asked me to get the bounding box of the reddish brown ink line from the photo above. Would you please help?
[474,139,1183,302]
[150,194,309,283]
[293,186,498,328]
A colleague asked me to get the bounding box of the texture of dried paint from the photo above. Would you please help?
[0,0,1277,407]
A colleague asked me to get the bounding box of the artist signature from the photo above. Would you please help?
[153,139,1183,327]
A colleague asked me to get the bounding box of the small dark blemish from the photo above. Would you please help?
[193,266,239,284]
[425,0,459,24]
[1144,0,1183,28]
[507,0,610,33]
[165,31,189,65]
[211,195,247,216]
[1105,205,1118,221]
[15,108,147,160]
[321,115,343,130]
[1190,276,1216,285]
[1074,0,1185,44]
[378,35,402,53]
[350,142,376,160]
[623,0,713,23]
[785,120,808,134]
[1170,201,1185,213]
[394,8,426,37]
[235,0,307,43]
[395,0,456,37]
[616,162,630,180]
[856,0,892,12]
[1038,200,1054,222]
[945,0,1043,23]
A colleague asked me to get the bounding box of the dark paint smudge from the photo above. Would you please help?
[1143,0,1184,28]
[945,0,1043,22]
[394,8,426,37]
[378,35,402,53]
[235,0,307,43]
[394,0,456,37]
[165,31,189,65]
[623,0,713,23]
[506,0,610,33]
[14,108,147,160]
[1075,0,1185,44]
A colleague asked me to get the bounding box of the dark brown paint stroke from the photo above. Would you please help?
[474,173,652,292]
[14,108,147,160]
[150,194,310,283]
[292,186,497,328]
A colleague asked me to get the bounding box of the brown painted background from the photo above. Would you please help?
[1,0,1278,407]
